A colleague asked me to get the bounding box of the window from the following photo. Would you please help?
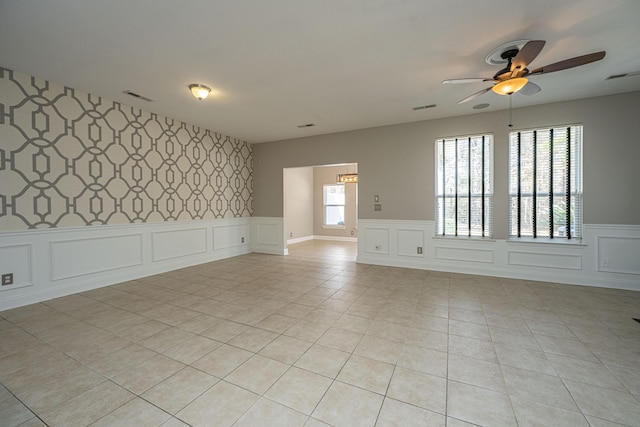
[508,125,583,240]
[323,184,345,227]
[436,134,493,237]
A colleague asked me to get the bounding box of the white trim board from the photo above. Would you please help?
[287,235,315,245]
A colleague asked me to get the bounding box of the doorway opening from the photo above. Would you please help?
[283,163,358,256]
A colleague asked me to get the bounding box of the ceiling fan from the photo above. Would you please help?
[443,40,606,104]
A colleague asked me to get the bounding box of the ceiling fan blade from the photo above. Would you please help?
[519,81,541,95]
[511,40,546,75]
[458,87,492,104]
[442,78,494,84]
[530,51,606,75]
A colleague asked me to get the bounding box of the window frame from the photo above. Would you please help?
[323,183,346,229]
[508,123,583,242]
[435,134,494,239]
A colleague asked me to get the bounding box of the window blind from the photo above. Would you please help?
[508,125,583,240]
[436,135,493,237]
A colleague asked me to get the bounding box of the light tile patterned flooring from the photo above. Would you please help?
[1,240,640,426]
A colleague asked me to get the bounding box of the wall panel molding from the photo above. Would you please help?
[363,227,390,255]
[507,251,582,270]
[213,224,250,250]
[152,228,207,262]
[597,236,640,275]
[51,234,143,280]
[397,229,425,258]
[435,246,494,264]
[251,217,286,255]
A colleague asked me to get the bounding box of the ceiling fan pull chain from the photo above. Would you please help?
[508,95,513,128]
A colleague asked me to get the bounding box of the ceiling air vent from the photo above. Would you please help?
[413,104,437,111]
[296,123,315,128]
[123,90,154,102]
[473,103,490,110]
[606,71,640,80]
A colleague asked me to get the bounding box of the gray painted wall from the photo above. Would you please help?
[253,91,640,240]
[284,167,314,240]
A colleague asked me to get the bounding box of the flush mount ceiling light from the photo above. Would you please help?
[492,77,529,95]
[189,84,211,100]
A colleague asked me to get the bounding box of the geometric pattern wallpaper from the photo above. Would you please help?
[0,67,253,231]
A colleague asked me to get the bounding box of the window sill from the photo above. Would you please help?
[323,225,346,230]
[507,238,586,247]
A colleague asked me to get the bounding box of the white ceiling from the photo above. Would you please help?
[1,0,639,143]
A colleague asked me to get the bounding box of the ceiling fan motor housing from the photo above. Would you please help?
[494,49,521,80]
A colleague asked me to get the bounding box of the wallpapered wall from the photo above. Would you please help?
[0,68,253,231]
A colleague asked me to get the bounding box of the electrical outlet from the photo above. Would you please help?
[241,237,245,243]
[417,247,423,254]
[290,232,293,238]
[374,204,382,211]
[2,273,13,286]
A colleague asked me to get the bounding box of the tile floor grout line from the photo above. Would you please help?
[2,240,639,426]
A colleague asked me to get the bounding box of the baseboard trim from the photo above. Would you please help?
[313,235,358,242]
[287,235,314,245]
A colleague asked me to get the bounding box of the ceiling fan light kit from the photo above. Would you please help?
[492,77,529,95]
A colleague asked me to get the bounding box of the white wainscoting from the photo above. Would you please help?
[357,220,640,291]
[250,217,286,255]
[2,218,637,310]
[0,218,251,311]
